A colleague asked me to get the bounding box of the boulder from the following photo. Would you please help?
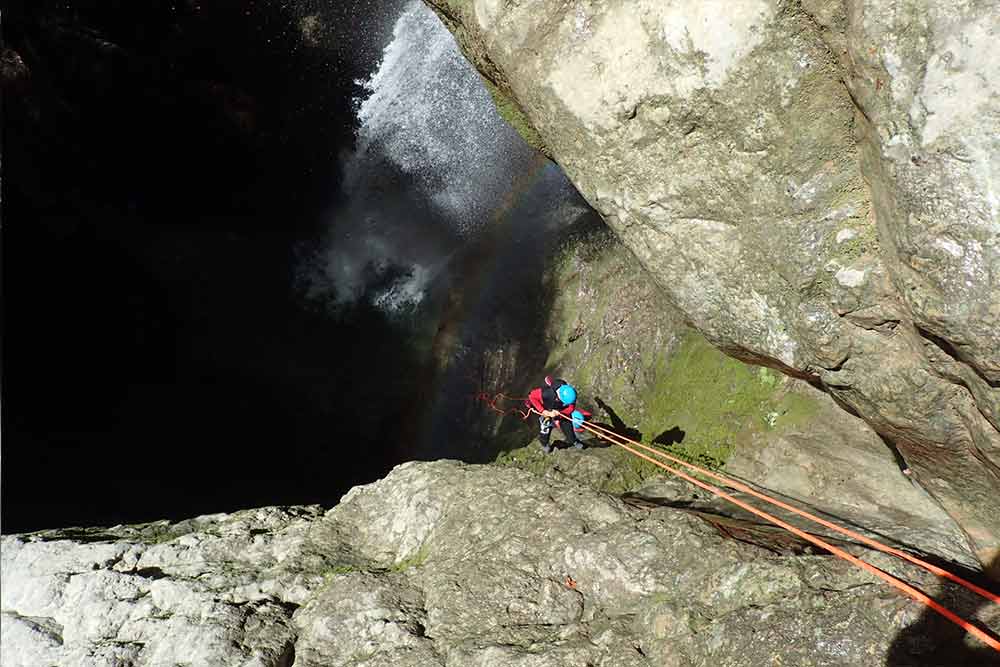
[423,0,1000,569]
[4,461,998,665]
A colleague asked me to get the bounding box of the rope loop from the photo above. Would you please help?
[475,392,532,420]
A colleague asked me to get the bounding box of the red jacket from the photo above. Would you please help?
[527,381,591,431]
[527,387,575,417]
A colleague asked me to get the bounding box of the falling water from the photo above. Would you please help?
[298,0,600,459]
[352,1,534,228]
[299,0,539,313]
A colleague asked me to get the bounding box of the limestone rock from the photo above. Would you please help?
[422,0,1000,569]
[726,380,977,568]
[4,461,998,665]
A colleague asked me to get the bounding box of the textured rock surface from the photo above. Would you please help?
[424,0,1000,569]
[542,224,687,420]
[499,225,975,569]
[726,380,978,568]
[4,460,999,665]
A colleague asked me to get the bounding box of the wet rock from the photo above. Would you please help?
[423,0,1000,570]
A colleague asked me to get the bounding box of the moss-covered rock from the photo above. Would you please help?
[533,226,813,477]
[500,215,973,568]
[422,0,1000,569]
[480,76,550,156]
[638,333,787,469]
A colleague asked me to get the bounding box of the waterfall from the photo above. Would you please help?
[299,0,536,313]
[294,0,598,459]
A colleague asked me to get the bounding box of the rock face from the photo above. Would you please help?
[424,0,1000,569]
[725,380,979,569]
[4,460,998,666]
[512,377,979,569]
[502,224,976,570]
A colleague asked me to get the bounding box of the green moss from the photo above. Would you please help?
[829,220,879,264]
[600,446,667,493]
[499,227,827,496]
[495,443,555,477]
[757,366,778,388]
[481,77,550,157]
[595,439,739,494]
[390,543,431,572]
[771,390,820,427]
[323,564,357,579]
[637,333,786,470]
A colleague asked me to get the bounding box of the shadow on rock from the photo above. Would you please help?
[652,426,685,447]
[592,397,643,444]
[886,553,1000,666]
[583,424,618,448]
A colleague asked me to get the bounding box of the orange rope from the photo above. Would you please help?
[580,418,1000,605]
[518,407,1000,651]
[476,392,532,419]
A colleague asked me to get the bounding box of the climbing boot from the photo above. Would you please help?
[541,445,552,455]
[573,441,584,450]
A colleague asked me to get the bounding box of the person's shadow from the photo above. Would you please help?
[590,397,642,447]
[590,397,686,450]
[885,554,1000,665]
[652,426,685,447]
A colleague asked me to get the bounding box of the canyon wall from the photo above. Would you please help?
[424,0,1000,570]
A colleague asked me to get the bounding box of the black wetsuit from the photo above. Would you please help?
[529,379,578,448]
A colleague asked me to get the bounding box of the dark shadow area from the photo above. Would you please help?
[626,476,997,597]
[2,0,625,534]
[652,426,686,447]
[619,493,839,556]
[582,425,617,448]
[879,433,914,475]
[625,493,1000,660]
[0,0,431,533]
[916,326,1000,390]
[469,215,609,459]
[886,555,1000,666]
[592,396,643,443]
[547,439,583,452]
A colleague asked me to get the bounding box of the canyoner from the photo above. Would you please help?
[479,384,1000,653]
[526,376,591,454]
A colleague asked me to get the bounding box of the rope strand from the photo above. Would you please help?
[576,419,1000,652]
[504,404,1000,652]
[579,417,1000,604]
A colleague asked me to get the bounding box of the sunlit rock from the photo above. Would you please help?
[5,461,996,665]
[424,0,1000,569]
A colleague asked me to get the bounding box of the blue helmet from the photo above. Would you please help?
[570,410,585,429]
[556,383,577,406]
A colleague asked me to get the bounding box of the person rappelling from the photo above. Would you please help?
[526,376,588,453]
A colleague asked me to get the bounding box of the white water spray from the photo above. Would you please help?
[300,0,536,313]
